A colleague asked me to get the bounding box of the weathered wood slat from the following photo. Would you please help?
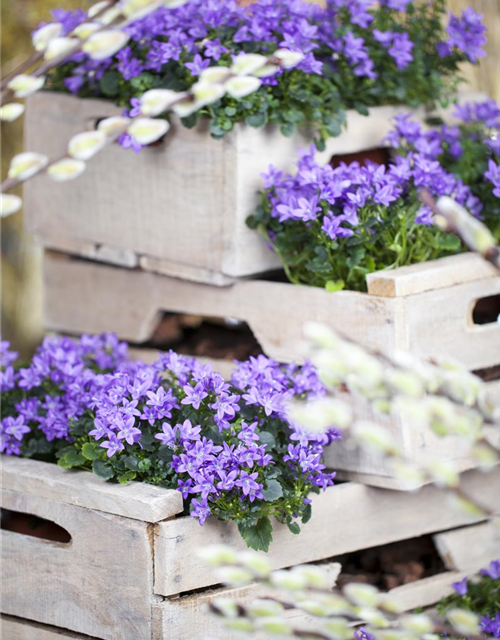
[1,489,154,640]
[1,456,183,523]
[153,466,500,597]
[1,616,96,640]
[44,250,500,370]
[434,521,500,571]
[366,253,498,298]
[25,92,455,284]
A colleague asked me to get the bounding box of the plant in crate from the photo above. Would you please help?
[250,98,500,291]
[0,0,489,216]
[0,334,344,551]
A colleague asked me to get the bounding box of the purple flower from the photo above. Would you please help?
[452,577,468,596]
[185,54,210,77]
[388,33,414,69]
[190,498,211,525]
[203,38,227,61]
[236,471,263,501]
[155,422,178,447]
[3,416,30,441]
[181,382,208,410]
[481,613,500,638]
[481,559,500,580]
[446,7,486,63]
[101,436,125,458]
[485,160,500,198]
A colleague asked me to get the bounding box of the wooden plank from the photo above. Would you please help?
[366,253,498,298]
[388,571,468,611]
[43,250,399,359]
[153,466,500,597]
[1,456,183,523]
[402,277,500,370]
[153,564,341,640]
[1,490,153,640]
[128,347,237,379]
[434,521,500,571]
[1,616,96,640]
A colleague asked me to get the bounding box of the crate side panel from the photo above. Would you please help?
[24,92,229,274]
[1,490,153,640]
[154,466,499,596]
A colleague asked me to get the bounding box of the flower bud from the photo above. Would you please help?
[172,96,199,118]
[298,599,331,617]
[352,421,400,456]
[47,158,86,181]
[316,594,352,616]
[292,564,331,589]
[274,49,304,68]
[82,30,129,60]
[269,569,308,590]
[200,66,231,84]
[471,443,499,470]
[44,37,79,61]
[436,196,497,255]
[226,75,262,99]
[304,322,339,349]
[8,152,48,181]
[32,23,62,52]
[211,597,239,618]
[127,117,170,145]
[447,609,480,636]
[88,1,111,18]
[247,599,284,618]
[140,89,182,116]
[164,0,190,6]
[191,81,226,107]
[254,63,280,77]
[343,583,379,608]
[74,22,101,40]
[1,194,23,217]
[324,617,352,639]
[225,618,254,632]
[358,608,390,628]
[216,566,253,587]
[387,370,424,398]
[451,494,485,519]
[255,617,293,635]
[288,397,352,432]
[7,75,45,98]
[122,0,163,20]
[401,614,434,635]
[231,53,268,76]
[97,116,130,137]
[197,545,238,566]
[68,130,107,160]
[0,103,25,122]
[390,460,425,489]
[239,551,271,578]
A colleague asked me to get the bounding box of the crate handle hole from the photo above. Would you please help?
[472,295,500,326]
[1,508,72,544]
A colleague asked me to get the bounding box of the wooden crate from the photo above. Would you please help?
[2,457,499,639]
[24,91,476,285]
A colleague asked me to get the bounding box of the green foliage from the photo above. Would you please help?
[238,516,274,552]
[438,572,500,620]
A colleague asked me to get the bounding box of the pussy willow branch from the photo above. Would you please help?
[0,54,287,193]
[0,0,122,105]
[420,189,500,272]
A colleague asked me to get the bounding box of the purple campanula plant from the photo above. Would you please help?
[249,140,479,291]
[388,99,500,239]
[0,335,340,551]
[438,559,500,636]
[46,0,485,149]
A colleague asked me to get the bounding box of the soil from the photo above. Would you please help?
[333,535,446,591]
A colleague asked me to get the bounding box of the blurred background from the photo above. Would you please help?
[1,0,499,358]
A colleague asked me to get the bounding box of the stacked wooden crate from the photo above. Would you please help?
[2,458,499,640]
[2,90,499,639]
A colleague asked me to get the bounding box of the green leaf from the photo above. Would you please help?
[258,431,276,448]
[245,112,266,128]
[280,122,296,137]
[261,479,283,502]
[81,443,101,461]
[123,455,140,471]
[325,279,345,292]
[301,503,312,524]
[92,460,114,481]
[99,71,120,97]
[118,471,137,485]
[287,521,301,535]
[58,449,85,469]
[238,517,273,552]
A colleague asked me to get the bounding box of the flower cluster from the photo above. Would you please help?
[249,141,477,291]
[0,335,338,550]
[440,560,500,638]
[388,99,500,239]
[47,0,485,147]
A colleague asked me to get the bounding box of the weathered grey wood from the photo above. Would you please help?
[388,571,469,611]
[1,490,154,640]
[153,564,341,640]
[434,521,500,571]
[153,466,500,597]
[1,616,96,640]
[366,253,498,298]
[25,92,479,284]
[1,456,183,523]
